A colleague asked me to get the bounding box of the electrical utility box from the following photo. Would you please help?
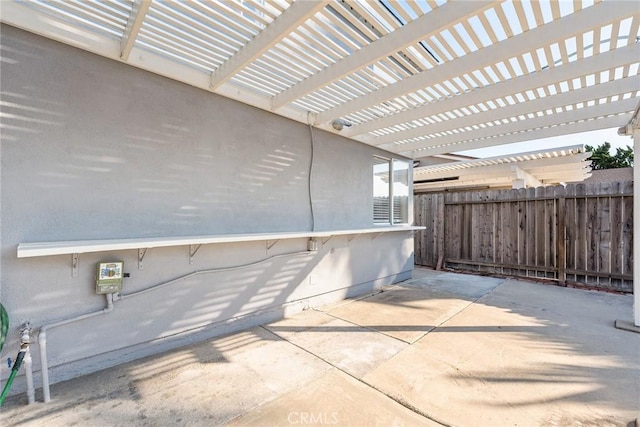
[96,261,124,294]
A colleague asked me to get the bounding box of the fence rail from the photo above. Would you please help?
[414,181,634,293]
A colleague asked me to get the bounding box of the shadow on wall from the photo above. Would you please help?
[43,246,323,370]
[0,26,312,243]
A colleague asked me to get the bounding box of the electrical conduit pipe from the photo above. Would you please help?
[39,293,113,403]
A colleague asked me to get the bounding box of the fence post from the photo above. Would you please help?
[557,191,567,285]
[436,193,445,269]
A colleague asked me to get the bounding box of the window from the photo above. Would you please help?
[373,156,410,224]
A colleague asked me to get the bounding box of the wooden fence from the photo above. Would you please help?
[414,181,634,293]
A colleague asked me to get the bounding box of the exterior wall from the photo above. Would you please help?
[0,26,414,394]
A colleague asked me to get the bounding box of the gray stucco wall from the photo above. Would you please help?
[0,25,414,396]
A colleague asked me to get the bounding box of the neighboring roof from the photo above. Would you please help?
[414,145,591,191]
[580,167,633,183]
[1,0,638,159]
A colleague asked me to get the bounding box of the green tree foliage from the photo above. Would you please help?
[585,142,634,170]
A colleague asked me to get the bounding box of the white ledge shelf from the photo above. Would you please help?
[17,226,425,260]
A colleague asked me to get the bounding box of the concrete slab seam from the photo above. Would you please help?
[405,278,509,344]
[310,307,413,345]
[311,287,391,312]
[260,325,452,427]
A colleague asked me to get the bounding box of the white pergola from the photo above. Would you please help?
[413,145,590,191]
[1,0,638,158]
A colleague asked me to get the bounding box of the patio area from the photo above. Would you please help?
[1,268,638,427]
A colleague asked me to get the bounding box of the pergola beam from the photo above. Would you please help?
[511,166,543,189]
[415,154,590,181]
[345,43,639,138]
[210,1,327,91]
[271,0,494,110]
[417,168,580,184]
[397,97,637,156]
[317,0,637,125]
[414,167,589,191]
[415,177,523,191]
[376,75,639,147]
[120,0,151,61]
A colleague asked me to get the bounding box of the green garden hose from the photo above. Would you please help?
[0,345,25,406]
[0,303,18,406]
[0,303,7,353]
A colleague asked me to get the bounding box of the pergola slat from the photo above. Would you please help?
[272,1,494,110]
[210,1,327,90]
[317,1,636,126]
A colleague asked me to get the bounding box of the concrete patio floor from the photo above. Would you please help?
[1,268,638,426]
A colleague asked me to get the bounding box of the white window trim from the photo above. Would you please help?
[373,155,411,225]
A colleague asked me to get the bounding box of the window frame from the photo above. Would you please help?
[373,155,412,225]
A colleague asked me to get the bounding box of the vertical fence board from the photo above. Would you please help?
[436,193,445,266]
[496,192,505,272]
[447,192,459,261]
[518,188,527,274]
[556,185,566,284]
[611,182,623,280]
[462,192,472,260]
[565,184,577,282]
[623,181,634,279]
[535,187,546,276]
[507,196,519,276]
[546,186,556,276]
[526,188,537,272]
[598,183,612,289]
[576,184,587,282]
[586,186,598,284]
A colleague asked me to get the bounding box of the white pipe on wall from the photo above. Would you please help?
[39,293,114,402]
[24,347,34,405]
[20,324,35,405]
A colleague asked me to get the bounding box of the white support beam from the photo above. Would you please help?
[534,170,592,182]
[345,43,640,138]
[210,1,327,91]
[414,154,590,181]
[617,101,640,327]
[634,120,639,327]
[271,0,494,110]
[511,166,542,188]
[317,0,637,124]
[415,168,589,188]
[375,76,639,146]
[525,163,591,176]
[415,168,587,191]
[415,177,514,191]
[120,0,151,61]
[397,97,637,155]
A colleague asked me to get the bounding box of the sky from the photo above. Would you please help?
[456,126,635,158]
